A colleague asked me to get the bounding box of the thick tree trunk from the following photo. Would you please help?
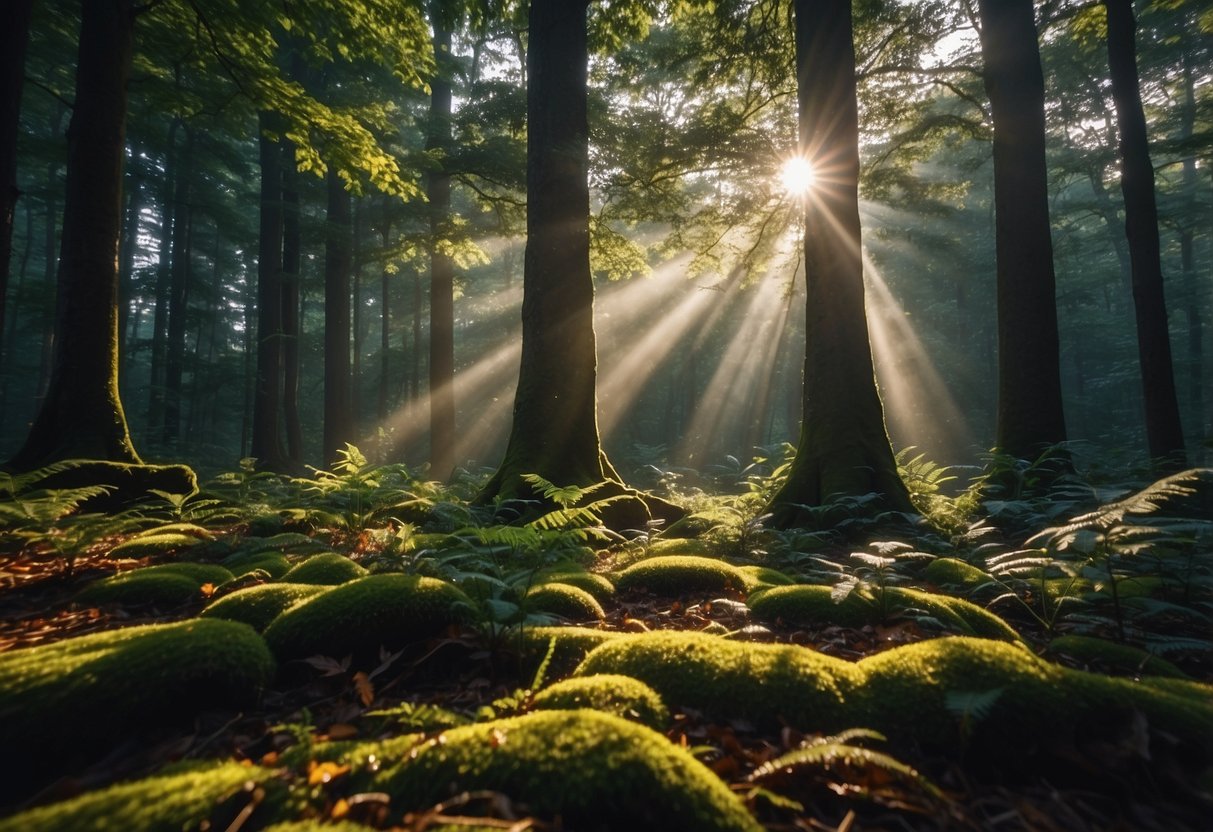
[767,0,912,527]
[281,141,303,465]
[427,8,456,480]
[1104,0,1186,468]
[976,0,1068,461]
[163,128,194,446]
[323,167,353,465]
[1,0,34,351]
[250,112,287,470]
[8,0,140,469]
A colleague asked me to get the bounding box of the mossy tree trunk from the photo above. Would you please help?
[8,0,141,470]
[427,4,456,481]
[1104,0,1186,469]
[766,0,912,528]
[976,0,1069,461]
[323,166,353,465]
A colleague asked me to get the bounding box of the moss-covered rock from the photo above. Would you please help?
[615,555,746,595]
[20,460,198,511]
[280,552,368,585]
[532,674,669,730]
[0,761,282,832]
[922,557,993,590]
[222,549,292,578]
[519,625,622,678]
[525,582,606,622]
[368,710,761,832]
[262,574,472,663]
[736,564,796,593]
[1047,634,1189,679]
[536,569,615,601]
[200,583,329,632]
[76,562,234,607]
[107,532,207,560]
[0,620,275,798]
[576,631,862,730]
[886,587,1022,643]
[748,583,878,628]
[646,538,719,558]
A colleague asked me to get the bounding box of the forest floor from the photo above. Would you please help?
[1,461,1211,831]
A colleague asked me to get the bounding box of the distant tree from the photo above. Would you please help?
[323,166,354,464]
[1103,0,1186,468]
[1,0,35,349]
[8,0,141,468]
[766,0,913,527]
[975,0,1068,461]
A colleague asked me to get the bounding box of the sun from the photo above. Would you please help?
[780,156,817,196]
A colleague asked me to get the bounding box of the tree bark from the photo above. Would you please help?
[250,111,287,470]
[162,127,194,446]
[146,119,180,440]
[767,0,912,527]
[1104,0,1186,468]
[8,0,141,469]
[377,217,391,423]
[1,0,34,351]
[323,166,353,465]
[1178,51,1205,461]
[281,140,303,465]
[427,7,457,480]
[976,0,1068,461]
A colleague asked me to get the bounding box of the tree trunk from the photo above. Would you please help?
[323,166,353,464]
[427,8,457,480]
[377,226,391,423]
[281,140,303,465]
[162,127,194,446]
[146,119,181,441]
[1,0,34,351]
[117,164,144,371]
[767,0,912,527]
[1178,52,1205,461]
[976,0,1068,461]
[8,0,140,469]
[1104,0,1186,468]
[250,112,287,470]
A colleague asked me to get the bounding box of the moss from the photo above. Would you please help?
[262,824,371,832]
[647,538,719,558]
[886,587,1023,643]
[368,710,762,832]
[24,460,198,511]
[736,564,795,593]
[615,555,746,595]
[747,584,878,628]
[532,674,669,730]
[525,582,606,622]
[922,557,993,590]
[133,521,215,541]
[76,562,234,607]
[536,569,615,601]
[107,532,207,560]
[1047,635,1189,679]
[222,550,292,579]
[262,574,472,663]
[280,552,368,585]
[0,620,275,797]
[519,625,622,678]
[575,631,862,730]
[200,583,329,632]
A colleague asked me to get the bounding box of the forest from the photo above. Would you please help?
[0,0,1211,829]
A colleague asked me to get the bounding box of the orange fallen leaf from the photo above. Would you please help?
[353,670,374,707]
[308,761,350,785]
[327,722,358,740]
[199,582,216,598]
[331,798,350,819]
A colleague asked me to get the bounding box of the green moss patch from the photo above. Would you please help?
[262,574,472,663]
[0,620,275,797]
[77,562,234,607]
[536,569,615,601]
[736,564,796,593]
[922,557,993,590]
[886,587,1022,642]
[0,761,281,832]
[1047,635,1189,679]
[222,550,292,578]
[748,584,878,628]
[107,532,207,560]
[200,583,329,632]
[615,555,746,595]
[525,582,606,622]
[533,674,669,730]
[520,625,622,677]
[22,460,198,511]
[368,710,761,832]
[280,552,368,585]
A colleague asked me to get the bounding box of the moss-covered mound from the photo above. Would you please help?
[886,587,1022,642]
[0,620,275,798]
[368,710,762,832]
[20,460,198,511]
[262,574,472,663]
[76,562,234,607]
[536,569,615,601]
[573,631,1213,758]
[1047,634,1189,679]
[615,555,746,595]
[525,582,606,621]
[222,549,292,578]
[0,761,281,832]
[748,583,878,628]
[279,552,368,585]
[922,557,993,590]
[520,626,622,677]
[736,564,796,593]
[646,538,720,558]
[576,631,862,729]
[532,674,669,730]
[107,532,208,560]
[200,582,329,632]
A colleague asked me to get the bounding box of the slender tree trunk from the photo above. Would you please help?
[9,0,141,469]
[1104,0,1186,468]
[976,0,1068,461]
[427,8,457,479]
[36,160,56,400]
[163,127,194,446]
[1,0,34,353]
[147,119,180,440]
[281,140,303,465]
[250,112,287,469]
[323,166,353,464]
[1178,53,1205,461]
[117,164,144,371]
[411,272,421,402]
[767,0,912,526]
[377,220,391,423]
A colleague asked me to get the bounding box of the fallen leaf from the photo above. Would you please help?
[353,671,374,707]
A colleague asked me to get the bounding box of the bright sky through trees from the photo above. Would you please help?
[780,156,817,196]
